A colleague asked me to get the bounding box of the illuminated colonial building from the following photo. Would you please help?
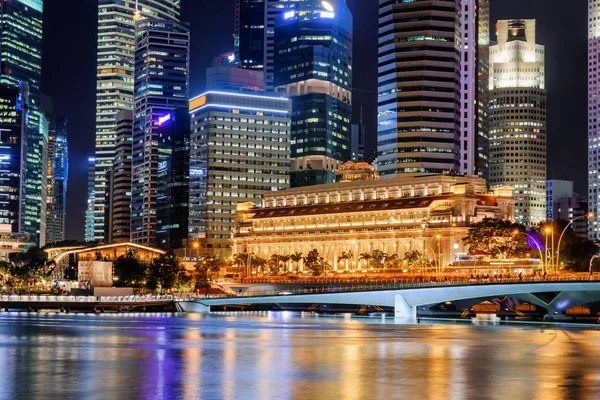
[489,19,546,227]
[233,175,515,271]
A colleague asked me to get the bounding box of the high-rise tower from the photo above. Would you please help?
[0,0,45,245]
[93,0,180,243]
[459,0,489,180]
[377,0,460,178]
[275,0,352,187]
[589,0,600,239]
[489,20,546,226]
[46,115,68,244]
[130,17,189,246]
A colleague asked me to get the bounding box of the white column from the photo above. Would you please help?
[394,294,416,319]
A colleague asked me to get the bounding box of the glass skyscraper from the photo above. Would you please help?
[234,0,266,70]
[130,17,189,246]
[46,115,68,244]
[94,0,180,242]
[274,0,352,187]
[0,0,45,245]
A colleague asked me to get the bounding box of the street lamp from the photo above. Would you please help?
[543,227,552,273]
[556,212,594,274]
[436,234,442,275]
[589,255,598,278]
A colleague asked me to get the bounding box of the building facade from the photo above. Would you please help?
[46,115,68,244]
[233,175,515,271]
[93,0,181,242]
[130,17,189,246]
[459,0,489,180]
[188,91,291,257]
[156,108,189,250]
[234,0,266,70]
[0,0,45,245]
[489,20,546,227]
[0,85,25,235]
[275,0,353,187]
[546,180,574,221]
[85,156,95,243]
[105,110,133,244]
[377,0,460,177]
[589,0,600,240]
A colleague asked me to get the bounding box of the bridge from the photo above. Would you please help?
[176,279,600,320]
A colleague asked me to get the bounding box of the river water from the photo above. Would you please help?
[0,312,599,399]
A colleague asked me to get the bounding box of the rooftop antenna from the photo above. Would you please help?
[133,0,142,20]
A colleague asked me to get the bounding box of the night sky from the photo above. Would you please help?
[41,0,587,241]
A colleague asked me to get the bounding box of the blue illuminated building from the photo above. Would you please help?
[274,0,352,187]
[188,90,290,257]
[46,115,68,244]
[131,16,190,246]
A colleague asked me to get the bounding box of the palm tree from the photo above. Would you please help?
[290,252,303,273]
[338,251,351,270]
[403,250,426,275]
[385,253,399,270]
[251,255,268,274]
[369,250,388,270]
[279,255,291,273]
[359,252,372,270]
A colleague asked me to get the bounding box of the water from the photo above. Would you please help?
[1,312,600,400]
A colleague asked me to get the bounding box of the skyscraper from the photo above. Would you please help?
[489,20,546,226]
[459,0,489,180]
[188,90,290,257]
[130,17,189,246]
[46,115,68,244]
[156,108,189,250]
[93,0,180,242]
[0,0,45,245]
[105,110,133,244]
[588,0,600,239]
[85,156,95,243]
[377,0,460,178]
[234,0,266,70]
[0,84,25,234]
[275,0,352,187]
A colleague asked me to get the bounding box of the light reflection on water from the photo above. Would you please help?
[0,312,600,399]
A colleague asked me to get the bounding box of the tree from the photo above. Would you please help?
[113,249,147,288]
[147,254,187,292]
[338,251,352,270]
[358,252,372,269]
[279,255,290,273]
[193,257,223,289]
[251,255,267,274]
[403,250,427,273]
[303,249,331,276]
[63,263,78,281]
[0,261,11,284]
[548,219,599,271]
[290,252,303,272]
[462,218,528,259]
[268,254,282,275]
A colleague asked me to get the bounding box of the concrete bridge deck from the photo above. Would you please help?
[176,280,600,320]
[0,295,174,313]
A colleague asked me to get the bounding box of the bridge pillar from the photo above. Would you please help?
[394,294,416,319]
[176,301,210,314]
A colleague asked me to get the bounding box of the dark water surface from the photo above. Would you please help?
[1,312,600,399]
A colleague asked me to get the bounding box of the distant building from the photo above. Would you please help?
[188,90,291,257]
[156,108,190,250]
[234,0,265,70]
[205,66,264,92]
[588,0,600,239]
[130,17,190,246]
[233,175,515,272]
[489,20,547,227]
[546,180,573,221]
[46,115,69,244]
[351,108,365,162]
[459,0,490,180]
[275,0,353,187]
[0,84,25,234]
[335,161,378,182]
[377,0,459,177]
[85,156,95,243]
[0,0,45,246]
[93,0,181,242]
[105,110,133,243]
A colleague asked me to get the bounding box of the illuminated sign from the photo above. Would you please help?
[158,160,168,172]
[284,10,295,19]
[320,11,335,19]
[321,1,334,12]
[228,53,235,63]
[158,113,171,126]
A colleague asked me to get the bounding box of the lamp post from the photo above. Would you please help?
[589,255,598,278]
[543,227,551,273]
[436,234,442,275]
[556,212,594,274]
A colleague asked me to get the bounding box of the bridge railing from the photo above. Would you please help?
[0,295,173,303]
[207,274,600,298]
